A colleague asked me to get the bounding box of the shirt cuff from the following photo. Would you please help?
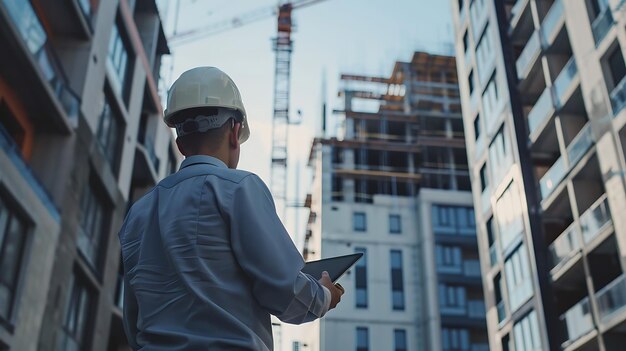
[321,286,331,316]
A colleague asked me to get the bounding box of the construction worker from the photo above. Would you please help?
[118,67,343,350]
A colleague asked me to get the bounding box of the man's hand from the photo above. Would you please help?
[319,271,344,310]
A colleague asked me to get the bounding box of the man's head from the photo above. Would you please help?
[173,107,243,168]
[164,67,249,168]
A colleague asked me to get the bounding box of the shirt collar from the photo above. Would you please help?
[180,155,228,170]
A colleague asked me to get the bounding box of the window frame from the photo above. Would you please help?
[353,212,367,232]
[0,193,29,329]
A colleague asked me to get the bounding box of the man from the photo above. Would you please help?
[118,67,343,350]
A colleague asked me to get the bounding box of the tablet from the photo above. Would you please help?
[302,253,364,283]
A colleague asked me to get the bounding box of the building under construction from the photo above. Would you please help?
[285,52,488,351]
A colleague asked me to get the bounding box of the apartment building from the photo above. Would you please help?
[282,52,488,351]
[0,1,178,350]
[451,0,626,349]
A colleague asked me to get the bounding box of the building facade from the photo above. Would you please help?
[283,52,488,351]
[452,0,626,349]
[0,0,178,350]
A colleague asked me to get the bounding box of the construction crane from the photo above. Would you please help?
[169,0,328,220]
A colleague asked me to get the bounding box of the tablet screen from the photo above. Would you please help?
[302,253,364,283]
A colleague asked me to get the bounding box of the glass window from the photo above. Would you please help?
[608,46,626,87]
[353,212,366,232]
[463,31,469,52]
[442,328,470,351]
[394,329,407,351]
[505,244,534,312]
[513,310,542,351]
[439,284,467,309]
[389,214,401,234]
[390,250,404,310]
[57,274,92,351]
[488,126,513,187]
[480,164,488,191]
[468,70,475,94]
[355,247,368,308]
[292,341,300,351]
[78,179,108,270]
[108,15,134,102]
[97,88,124,172]
[473,115,481,140]
[482,72,500,131]
[356,327,369,351]
[436,245,462,269]
[476,23,494,81]
[0,196,28,322]
[496,181,524,251]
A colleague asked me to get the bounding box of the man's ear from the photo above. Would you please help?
[229,122,241,149]
[175,138,187,156]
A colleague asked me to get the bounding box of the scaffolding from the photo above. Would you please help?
[312,52,471,203]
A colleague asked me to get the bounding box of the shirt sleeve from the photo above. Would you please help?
[118,218,141,350]
[228,174,328,324]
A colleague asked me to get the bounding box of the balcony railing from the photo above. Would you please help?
[566,123,594,167]
[497,300,506,323]
[540,0,564,44]
[516,31,541,81]
[481,187,491,213]
[611,76,626,115]
[580,194,611,243]
[0,123,60,222]
[596,274,626,323]
[561,297,595,347]
[471,344,490,351]
[489,244,499,267]
[553,58,578,109]
[548,223,580,271]
[509,0,527,30]
[468,299,486,318]
[2,0,80,125]
[527,87,555,137]
[592,9,614,46]
[464,259,482,277]
[540,155,566,200]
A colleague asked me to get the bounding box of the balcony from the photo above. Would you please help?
[596,274,626,323]
[592,9,614,46]
[468,299,486,318]
[1,0,80,131]
[566,123,594,166]
[540,0,564,45]
[471,344,489,351]
[464,259,482,277]
[0,124,60,222]
[561,297,595,347]
[611,76,626,115]
[516,31,542,81]
[509,0,529,33]
[480,187,491,214]
[497,300,506,324]
[548,223,580,271]
[580,194,611,244]
[540,156,566,200]
[527,87,555,138]
[553,58,578,109]
[489,244,499,267]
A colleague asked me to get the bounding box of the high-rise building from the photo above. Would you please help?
[0,1,177,350]
[283,52,488,351]
[451,0,626,349]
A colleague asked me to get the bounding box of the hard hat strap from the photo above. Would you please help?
[175,108,239,137]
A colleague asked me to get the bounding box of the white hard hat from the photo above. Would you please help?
[164,67,250,143]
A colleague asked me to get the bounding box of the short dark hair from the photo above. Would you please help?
[174,107,234,156]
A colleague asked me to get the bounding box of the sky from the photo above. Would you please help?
[156,0,455,244]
